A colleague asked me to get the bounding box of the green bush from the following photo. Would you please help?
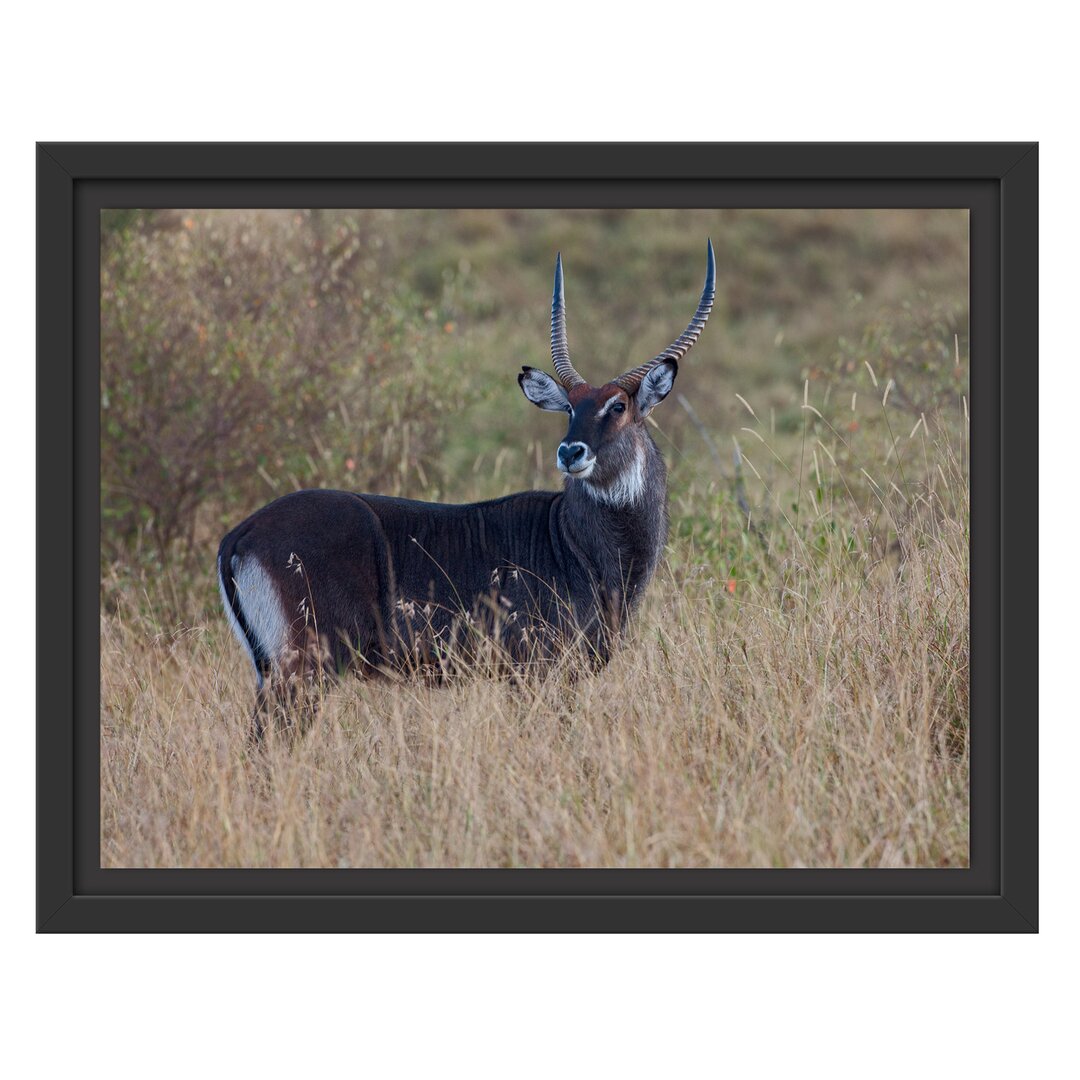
[101,210,469,566]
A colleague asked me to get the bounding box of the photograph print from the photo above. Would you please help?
[100,206,969,869]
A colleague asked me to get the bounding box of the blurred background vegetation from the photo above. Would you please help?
[101,207,967,615]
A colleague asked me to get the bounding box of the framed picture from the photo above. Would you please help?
[37,142,1037,932]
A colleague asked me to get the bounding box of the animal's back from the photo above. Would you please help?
[217,487,568,680]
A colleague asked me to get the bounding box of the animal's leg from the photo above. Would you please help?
[255,626,332,742]
[249,684,271,746]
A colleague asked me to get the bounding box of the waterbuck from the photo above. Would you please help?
[218,241,715,736]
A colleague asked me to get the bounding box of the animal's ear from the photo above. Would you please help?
[518,366,571,413]
[635,360,678,417]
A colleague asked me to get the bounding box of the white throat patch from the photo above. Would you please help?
[582,443,646,508]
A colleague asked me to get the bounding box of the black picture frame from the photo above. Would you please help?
[37,142,1038,933]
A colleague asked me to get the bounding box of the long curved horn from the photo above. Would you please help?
[614,239,716,393]
[550,253,587,389]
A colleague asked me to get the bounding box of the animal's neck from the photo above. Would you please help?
[559,434,668,604]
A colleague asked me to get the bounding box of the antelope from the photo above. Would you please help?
[218,241,715,737]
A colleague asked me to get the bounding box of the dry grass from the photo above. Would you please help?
[101,455,968,869]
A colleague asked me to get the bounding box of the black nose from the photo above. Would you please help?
[558,443,587,469]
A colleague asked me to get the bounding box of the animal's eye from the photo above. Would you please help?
[611,402,626,415]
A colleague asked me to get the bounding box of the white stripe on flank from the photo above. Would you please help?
[218,553,289,687]
[218,555,258,682]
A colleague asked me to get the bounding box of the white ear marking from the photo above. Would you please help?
[519,367,571,413]
[635,361,677,417]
